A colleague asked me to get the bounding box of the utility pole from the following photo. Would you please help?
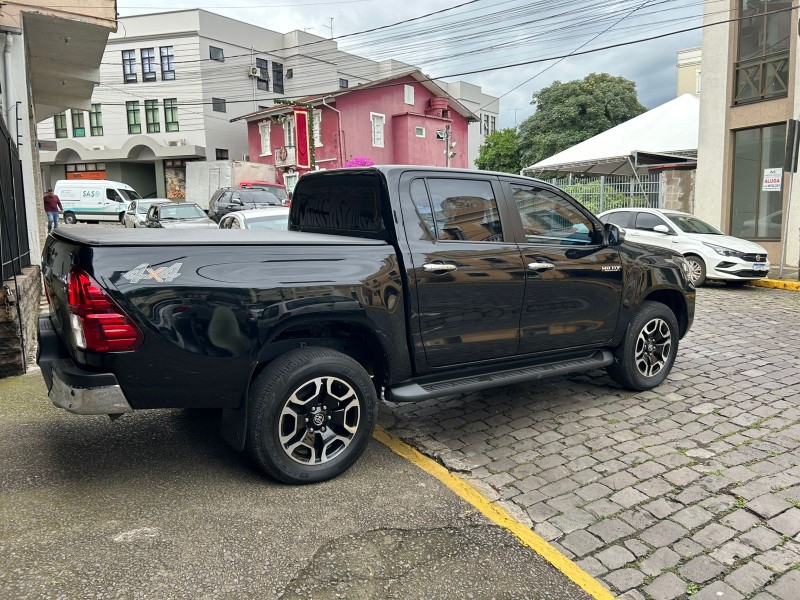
[444,123,456,168]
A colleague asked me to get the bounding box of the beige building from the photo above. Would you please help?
[677,47,702,97]
[0,1,117,376]
[695,0,798,273]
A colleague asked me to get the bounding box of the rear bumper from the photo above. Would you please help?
[37,316,132,415]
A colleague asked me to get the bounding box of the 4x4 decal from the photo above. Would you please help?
[123,263,183,283]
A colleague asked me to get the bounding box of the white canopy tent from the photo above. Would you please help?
[523,94,700,176]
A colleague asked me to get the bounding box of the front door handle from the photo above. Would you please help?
[528,262,555,271]
[422,262,458,273]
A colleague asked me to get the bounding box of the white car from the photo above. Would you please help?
[597,208,770,287]
[123,199,172,228]
[218,206,290,230]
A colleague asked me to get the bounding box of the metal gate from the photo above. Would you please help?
[0,116,29,282]
[546,174,661,214]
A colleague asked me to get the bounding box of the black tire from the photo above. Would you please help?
[63,212,77,225]
[246,347,376,484]
[118,212,125,223]
[685,254,706,287]
[723,280,749,288]
[606,301,680,391]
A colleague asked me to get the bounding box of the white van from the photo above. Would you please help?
[53,180,142,224]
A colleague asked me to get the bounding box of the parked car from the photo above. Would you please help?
[598,208,770,286]
[239,181,290,204]
[123,199,172,228]
[207,188,284,223]
[54,179,141,224]
[145,202,218,229]
[39,166,695,484]
[218,206,290,230]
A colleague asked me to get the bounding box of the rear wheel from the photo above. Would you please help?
[246,348,376,484]
[606,301,679,391]
[63,212,77,225]
[685,254,706,287]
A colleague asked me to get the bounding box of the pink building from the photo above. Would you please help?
[234,70,478,191]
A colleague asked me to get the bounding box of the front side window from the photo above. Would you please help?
[160,46,175,80]
[145,99,160,133]
[126,101,141,134]
[256,58,269,91]
[731,123,786,239]
[164,98,179,132]
[734,0,791,104]
[212,98,227,113]
[89,104,103,136]
[209,46,224,62]
[141,48,156,81]
[71,110,85,137]
[370,113,385,148]
[259,121,271,156]
[54,112,68,138]
[122,49,137,83]
[272,62,284,94]
[511,185,595,246]
[426,179,503,242]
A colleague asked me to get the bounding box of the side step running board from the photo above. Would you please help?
[385,350,614,402]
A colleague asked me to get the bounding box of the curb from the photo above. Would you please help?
[373,426,615,600]
[747,279,800,291]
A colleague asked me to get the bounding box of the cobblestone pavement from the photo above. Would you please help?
[382,285,800,600]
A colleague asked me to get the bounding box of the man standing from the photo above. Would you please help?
[43,188,62,233]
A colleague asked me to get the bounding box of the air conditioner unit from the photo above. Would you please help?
[248,66,260,77]
[91,145,106,151]
[167,139,185,147]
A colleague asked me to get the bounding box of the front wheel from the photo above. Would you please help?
[685,255,706,287]
[606,301,679,391]
[63,212,77,225]
[246,348,377,484]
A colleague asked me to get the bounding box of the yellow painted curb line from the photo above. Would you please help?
[373,426,615,600]
[748,279,800,291]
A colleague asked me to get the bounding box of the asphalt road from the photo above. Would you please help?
[0,370,590,600]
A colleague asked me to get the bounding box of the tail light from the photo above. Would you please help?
[67,267,143,352]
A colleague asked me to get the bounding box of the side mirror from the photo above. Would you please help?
[653,224,670,234]
[232,198,243,206]
[604,223,626,247]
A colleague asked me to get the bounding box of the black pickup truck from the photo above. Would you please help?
[38,166,695,484]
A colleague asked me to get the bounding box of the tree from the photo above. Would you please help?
[517,73,647,169]
[475,128,521,173]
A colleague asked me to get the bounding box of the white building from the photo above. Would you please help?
[442,80,499,168]
[38,9,500,198]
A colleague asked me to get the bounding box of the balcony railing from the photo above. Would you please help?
[734,51,789,105]
[274,145,296,168]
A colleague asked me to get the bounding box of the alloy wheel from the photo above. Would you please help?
[687,260,703,285]
[634,318,672,378]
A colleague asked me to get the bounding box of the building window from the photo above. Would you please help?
[89,104,103,136]
[71,110,86,137]
[54,112,68,138]
[734,0,790,105]
[141,48,156,82]
[483,114,490,136]
[160,46,175,80]
[216,149,229,160]
[164,98,179,132]
[259,121,271,156]
[415,126,425,138]
[255,58,269,91]
[313,109,322,147]
[284,118,295,148]
[272,62,284,94]
[122,49,137,83]
[490,116,496,134]
[339,78,349,90]
[212,98,227,113]
[731,123,786,239]
[126,101,141,134]
[209,46,224,62]
[145,100,160,133]
[370,112,385,148]
[404,84,414,105]
[286,68,293,79]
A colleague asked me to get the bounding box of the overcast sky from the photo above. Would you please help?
[117,0,706,129]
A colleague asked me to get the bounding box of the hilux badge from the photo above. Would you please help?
[123,262,183,283]
[602,265,621,272]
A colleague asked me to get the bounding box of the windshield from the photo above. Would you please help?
[667,214,723,235]
[240,190,282,205]
[160,204,207,220]
[120,189,142,201]
[246,215,290,230]
[137,201,167,214]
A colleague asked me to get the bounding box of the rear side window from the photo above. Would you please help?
[290,174,385,239]
[602,211,632,228]
[635,212,668,231]
[425,178,503,242]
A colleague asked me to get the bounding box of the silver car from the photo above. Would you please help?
[123,199,172,228]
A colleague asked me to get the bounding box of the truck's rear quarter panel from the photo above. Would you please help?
[43,231,406,410]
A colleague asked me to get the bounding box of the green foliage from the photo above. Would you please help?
[518,73,647,168]
[475,128,521,174]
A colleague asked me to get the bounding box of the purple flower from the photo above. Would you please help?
[345,156,375,167]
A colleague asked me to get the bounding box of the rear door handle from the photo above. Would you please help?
[528,262,555,271]
[422,263,457,273]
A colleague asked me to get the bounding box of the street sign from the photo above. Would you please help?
[762,168,782,192]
